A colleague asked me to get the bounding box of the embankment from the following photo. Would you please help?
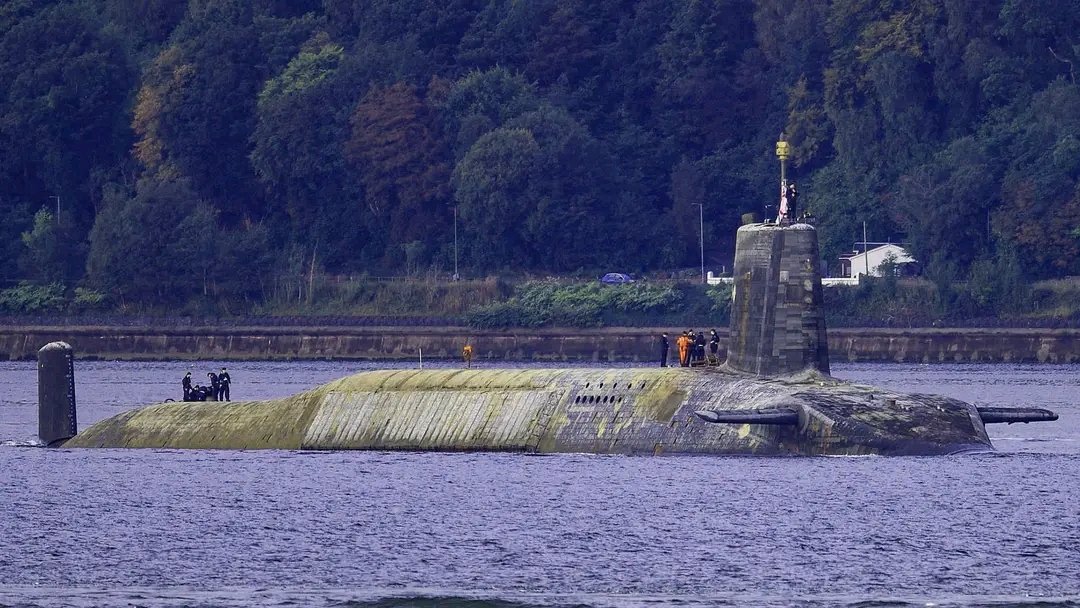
[1,326,1079,363]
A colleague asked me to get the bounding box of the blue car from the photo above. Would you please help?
[599,272,634,285]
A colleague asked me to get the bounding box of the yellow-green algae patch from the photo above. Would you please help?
[65,389,324,449]
[65,368,706,451]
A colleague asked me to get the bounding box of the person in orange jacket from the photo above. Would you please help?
[676,331,692,367]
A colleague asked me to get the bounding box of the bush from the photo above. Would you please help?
[72,287,109,311]
[0,282,66,313]
[465,280,710,328]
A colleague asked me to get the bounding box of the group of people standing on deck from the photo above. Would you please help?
[181,368,232,402]
[658,329,719,367]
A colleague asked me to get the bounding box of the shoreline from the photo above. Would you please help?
[2,326,1080,363]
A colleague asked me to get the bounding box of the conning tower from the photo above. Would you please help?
[726,223,829,377]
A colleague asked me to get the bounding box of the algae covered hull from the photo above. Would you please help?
[64,367,994,456]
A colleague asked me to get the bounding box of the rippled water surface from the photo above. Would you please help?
[1,361,1078,608]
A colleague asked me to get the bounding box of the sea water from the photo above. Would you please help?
[0,361,1077,608]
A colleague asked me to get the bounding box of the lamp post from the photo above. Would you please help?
[693,202,704,284]
[453,206,459,281]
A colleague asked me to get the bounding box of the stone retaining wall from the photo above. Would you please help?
[2,326,1080,363]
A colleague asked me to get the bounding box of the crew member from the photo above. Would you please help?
[694,330,706,363]
[709,329,720,360]
[218,367,231,401]
[182,372,192,401]
[207,372,220,401]
[659,333,669,367]
[462,343,474,369]
[677,331,691,367]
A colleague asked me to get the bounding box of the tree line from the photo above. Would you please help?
[2,0,1079,313]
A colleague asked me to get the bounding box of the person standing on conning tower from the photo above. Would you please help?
[182,372,192,401]
[659,333,669,367]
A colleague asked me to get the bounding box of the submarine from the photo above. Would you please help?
[39,221,1057,455]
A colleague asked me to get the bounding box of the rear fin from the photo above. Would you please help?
[695,408,799,425]
[977,406,1058,424]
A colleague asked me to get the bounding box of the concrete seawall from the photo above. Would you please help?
[3,326,1080,363]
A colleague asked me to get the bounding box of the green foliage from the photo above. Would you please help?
[258,43,343,102]
[72,287,108,311]
[84,178,269,305]
[3,0,1080,321]
[443,67,538,157]
[465,280,690,328]
[346,80,452,268]
[706,284,733,318]
[0,281,65,314]
[19,209,62,284]
[0,199,34,282]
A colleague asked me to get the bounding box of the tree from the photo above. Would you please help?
[656,0,762,153]
[86,179,217,304]
[452,105,621,271]
[442,67,538,158]
[346,80,452,266]
[19,209,69,285]
[0,1,136,265]
[251,42,366,270]
[995,80,1080,276]
[132,0,307,224]
[452,128,539,270]
[892,137,998,273]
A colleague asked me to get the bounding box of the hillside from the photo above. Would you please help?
[1,0,1078,320]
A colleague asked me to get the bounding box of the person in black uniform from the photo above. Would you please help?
[207,372,220,401]
[659,333,669,367]
[694,331,706,363]
[182,372,193,401]
[218,367,231,401]
[787,182,798,221]
[709,329,720,360]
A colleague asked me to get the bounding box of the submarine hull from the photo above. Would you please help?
[52,224,1054,455]
[63,367,993,456]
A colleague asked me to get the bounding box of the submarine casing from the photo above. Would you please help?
[63,366,993,455]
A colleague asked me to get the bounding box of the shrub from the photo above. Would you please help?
[0,282,66,313]
[72,287,109,311]
[466,280,704,328]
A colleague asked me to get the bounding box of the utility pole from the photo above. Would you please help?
[863,220,869,277]
[50,195,60,224]
[453,207,459,281]
[694,203,704,284]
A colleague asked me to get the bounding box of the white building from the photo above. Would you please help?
[839,244,916,279]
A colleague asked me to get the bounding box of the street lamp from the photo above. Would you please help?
[453,206,459,281]
[693,202,704,284]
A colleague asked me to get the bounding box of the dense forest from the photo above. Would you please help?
[2,0,1080,314]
